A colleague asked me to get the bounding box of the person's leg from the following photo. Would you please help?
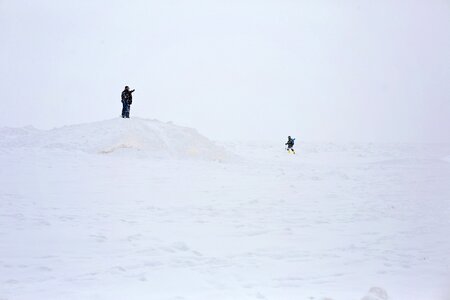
[126,104,130,118]
[287,146,295,154]
[123,102,129,118]
[122,102,126,118]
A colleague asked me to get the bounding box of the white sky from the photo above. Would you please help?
[1,0,449,142]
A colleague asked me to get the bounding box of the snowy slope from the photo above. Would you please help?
[1,120,450,300]
[0,118,230,161]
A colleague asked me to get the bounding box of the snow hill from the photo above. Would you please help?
[1,120,450,300]
[0,118,229,161]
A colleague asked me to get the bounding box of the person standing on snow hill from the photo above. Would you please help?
[285,136,295,154]
[121,86,135,118]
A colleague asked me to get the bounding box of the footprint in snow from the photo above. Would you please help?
[127,234,142,242]
[4,279,19,284]
[171,242,189,251]
[255,292,267,299]
[90,234,107,242]
[35,219,51,226]
[361,287,388,300]
[37,266,52,272]
[111,266,127,272]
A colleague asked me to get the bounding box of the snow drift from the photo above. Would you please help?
[1,125,449,299]
[0,118,229,161]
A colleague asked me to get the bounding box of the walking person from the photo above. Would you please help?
[285,136,296,154]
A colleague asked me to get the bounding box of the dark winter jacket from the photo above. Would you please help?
[285,137,295,147]
[121,89,134,104]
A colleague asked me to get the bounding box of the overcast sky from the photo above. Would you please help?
[1,0,449,142]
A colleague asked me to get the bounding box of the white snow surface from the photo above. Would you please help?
[0,118,229,161]
[1,118,450,300]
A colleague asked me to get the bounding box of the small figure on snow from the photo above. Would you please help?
[285,136,295,154]
[121,86,135,118]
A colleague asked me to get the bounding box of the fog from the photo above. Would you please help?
[1,0,449,142]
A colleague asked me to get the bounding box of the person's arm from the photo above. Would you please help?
[131,89,135,93]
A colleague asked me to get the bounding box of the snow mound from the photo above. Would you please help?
[0,118,229,161]
[361,287,389,300]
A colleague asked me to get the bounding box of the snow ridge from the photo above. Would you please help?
[0,118,230,161]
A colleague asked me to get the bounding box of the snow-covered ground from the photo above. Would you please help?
[1,118,449,300]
